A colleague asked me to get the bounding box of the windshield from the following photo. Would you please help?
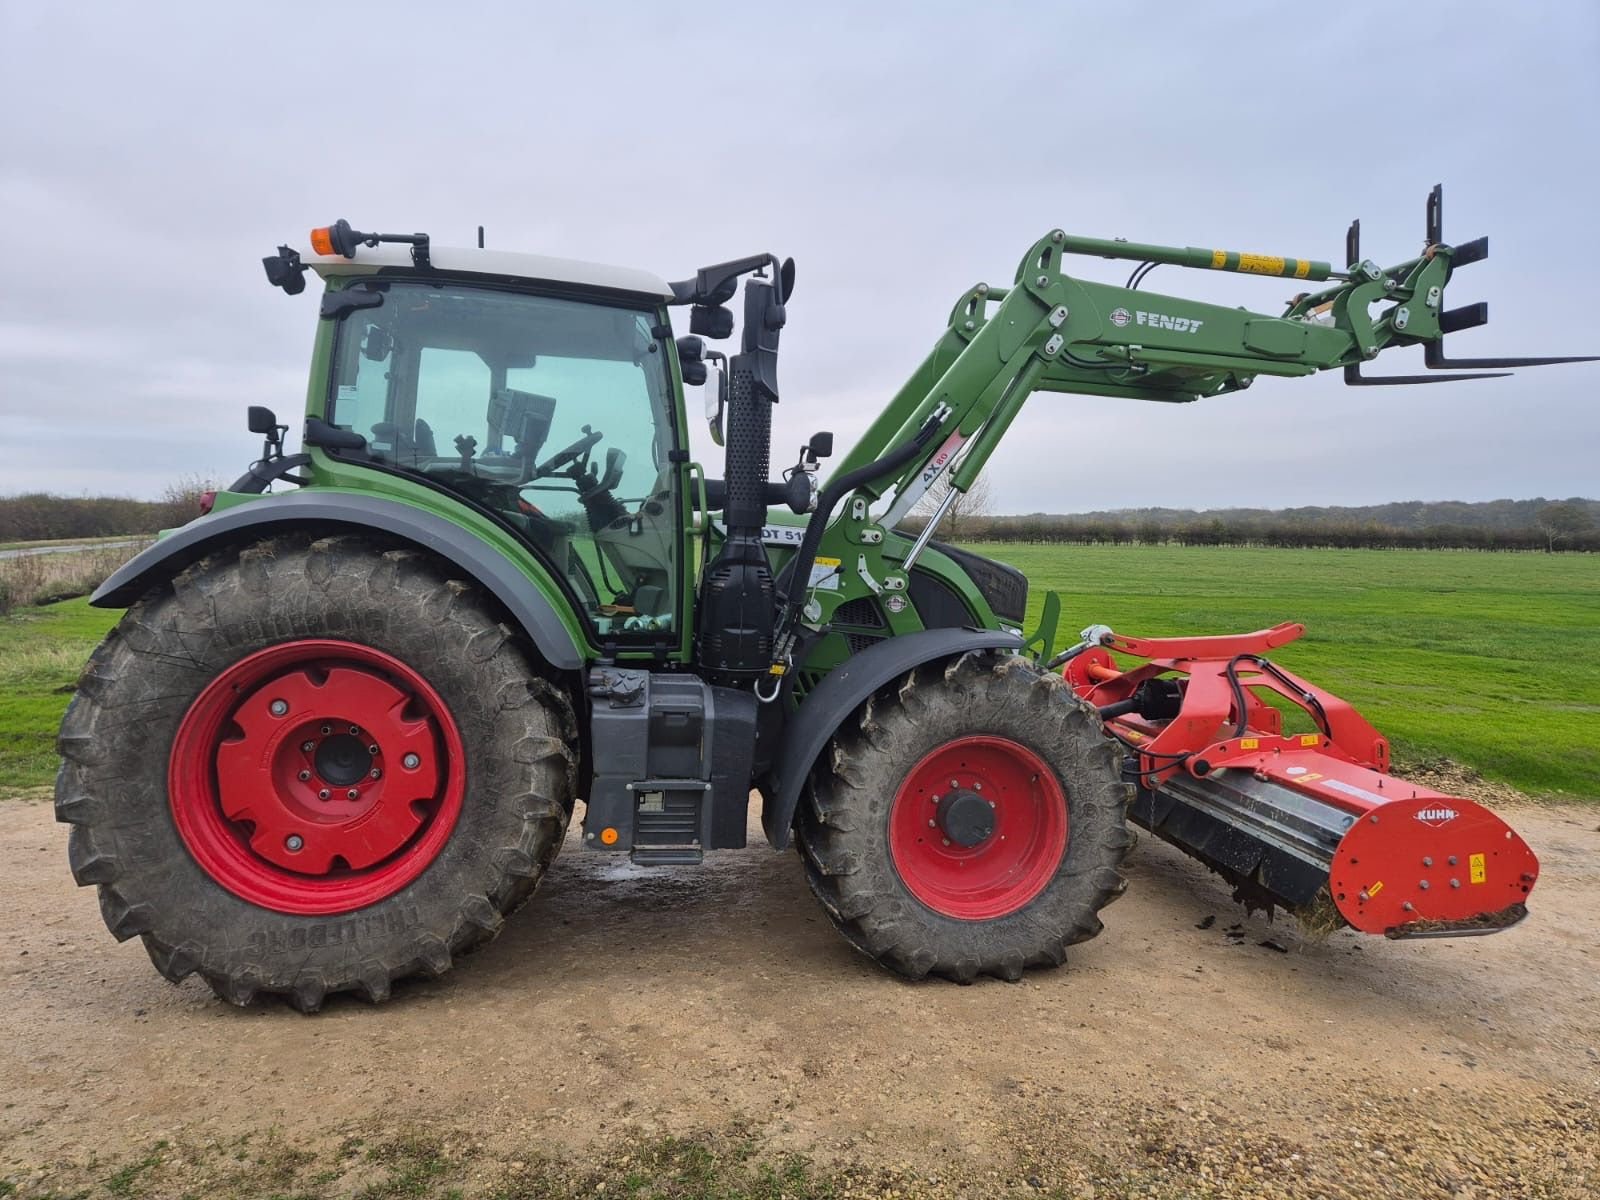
[328,281,680,640]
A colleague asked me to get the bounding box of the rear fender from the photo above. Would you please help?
[91,490,587,671]
[761,627,1022,849]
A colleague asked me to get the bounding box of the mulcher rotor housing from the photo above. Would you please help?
[59,188,1592,1007]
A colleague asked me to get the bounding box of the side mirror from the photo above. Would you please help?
[677,335,708,386]
[248,405,289,461]
[705,360,728,447]
[262,246,307,295]
[362,326,394,362]
[690,304,735,339]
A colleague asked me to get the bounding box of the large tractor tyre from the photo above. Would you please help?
[55,533,578,1011]
[797,650,1132,983]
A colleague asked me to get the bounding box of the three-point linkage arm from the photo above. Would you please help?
[827,184,1597,531]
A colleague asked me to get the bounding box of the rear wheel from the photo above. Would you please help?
[55,534,577,1010]
[798,651,1131,982]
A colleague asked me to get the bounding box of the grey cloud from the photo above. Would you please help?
[1,1,1595,507]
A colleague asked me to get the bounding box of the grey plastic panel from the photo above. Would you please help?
[760,627,1022,850]
[90,491,586,670]
[584,669,756,856]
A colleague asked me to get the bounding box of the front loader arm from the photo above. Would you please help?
[828,184,1595,530]
[771,186,1593,682]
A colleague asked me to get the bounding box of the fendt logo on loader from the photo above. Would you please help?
[1108,307,1204,334]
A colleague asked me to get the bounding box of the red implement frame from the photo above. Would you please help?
[1063,623,1539,936]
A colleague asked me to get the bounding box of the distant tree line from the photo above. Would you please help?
[905,498,1600,552]
[4,487,1596,552]
[0,478,215,544]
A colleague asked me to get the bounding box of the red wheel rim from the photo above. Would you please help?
[168,639,465,915]
[888,735,1068,920]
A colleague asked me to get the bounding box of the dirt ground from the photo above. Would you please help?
[2,793,1597,1198]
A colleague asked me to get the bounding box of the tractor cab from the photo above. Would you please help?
[275,230,692,644]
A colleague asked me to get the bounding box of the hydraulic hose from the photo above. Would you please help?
[773,413,945,642]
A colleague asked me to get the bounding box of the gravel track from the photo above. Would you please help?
[2,796,1596,1197]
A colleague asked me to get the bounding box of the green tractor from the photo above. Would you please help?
[59,193,1588,1009]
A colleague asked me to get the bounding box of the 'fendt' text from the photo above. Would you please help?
[1136,310,1204,334]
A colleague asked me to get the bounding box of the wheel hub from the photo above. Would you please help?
[935,789,995,847]
[887,734,1068,921]
[168,640,464,914]
[314,732,375,787]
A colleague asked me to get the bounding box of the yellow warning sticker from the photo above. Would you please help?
[1300,734,1320,747]
[809,556,842,591]
[1470,852,1487,884]
[1367,880,1384,897]
[1240,737,1260,750]
[1238,252,1287,276]
[1295,259,1311,279]
[1211,249,1227,268]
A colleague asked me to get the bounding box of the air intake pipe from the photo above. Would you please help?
[695,272,788,686]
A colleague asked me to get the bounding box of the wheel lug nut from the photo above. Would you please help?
[349,724,360,735]
[302,741,316,753]
[269,698,289,717]
[928,818,936,827]
[941,838,951,847]
[321,724,332,736]
[285,834,304,852]
[298,769,311,782]
[949,778,959,788]
[370,768,382,780]
[347,788,360,800]
[368,744,379,756]
[318,788,331,801]
[402,753,421,770]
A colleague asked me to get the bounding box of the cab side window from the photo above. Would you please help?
[328,284,681,640]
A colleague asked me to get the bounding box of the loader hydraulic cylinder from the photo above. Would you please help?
[1049,233,1335,282]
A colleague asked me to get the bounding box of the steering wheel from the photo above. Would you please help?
[534,425,604,480]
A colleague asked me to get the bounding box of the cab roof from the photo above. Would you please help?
[304,242,674,301]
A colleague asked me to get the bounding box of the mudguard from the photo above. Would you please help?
[90,490,587,670]
[761,627,1022,849]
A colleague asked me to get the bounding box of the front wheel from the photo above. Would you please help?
[797,651,1132,982]
[55,534,577,1010]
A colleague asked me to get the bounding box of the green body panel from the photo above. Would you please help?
[757,517,1008,685]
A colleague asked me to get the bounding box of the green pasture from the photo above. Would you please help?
[0,598,116,792]
[982,543,1598,799]
[1,547,1595,798]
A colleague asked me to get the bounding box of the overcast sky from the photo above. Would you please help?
[2,1,1595,512]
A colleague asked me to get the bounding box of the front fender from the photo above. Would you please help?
[761,627,1022,849]
[92,490,587,671]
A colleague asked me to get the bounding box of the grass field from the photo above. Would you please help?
[0,598,117,791]
[1,546,1595,798]
[977,542,1599,799]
